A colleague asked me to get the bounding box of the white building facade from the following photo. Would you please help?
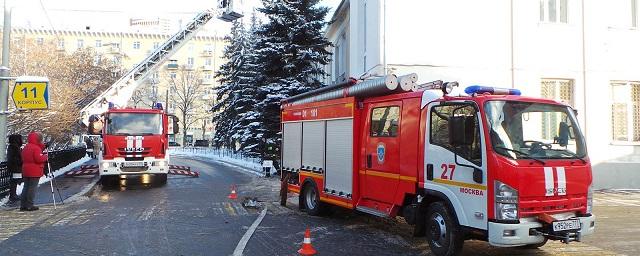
[325,0,640,189]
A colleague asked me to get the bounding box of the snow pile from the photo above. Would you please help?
[169,148,266,176]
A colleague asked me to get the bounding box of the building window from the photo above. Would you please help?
[370,106,400,137]
[540,0,568,23]
[611,81,640,142]
[133,41,141,49]
[95,40,102,48]
[204,58,212,66]
[540,79,574,140]
[610,0,638,27]
[203,44,213,54]
[634,0,638,27]
[93,55,101,65]
[57,39,65,50]
[77,39,84,49]
[187,57,195,66]
[541,79,574,106]
[333,32,347,82]
[153,42,160,49]
[36,38,44,45]
[170,72,177,79]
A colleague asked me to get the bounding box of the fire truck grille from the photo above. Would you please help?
[117,147,152,156]
[519,194,587,216]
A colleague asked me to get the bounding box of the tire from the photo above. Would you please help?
[518,238,548,249]
[425,202,464,256]
[302,182,322,216]
[155,174,168,186]
[101,175,118,188]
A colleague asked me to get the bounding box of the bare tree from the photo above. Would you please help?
[166,67,206,146]
[7,38,122,145]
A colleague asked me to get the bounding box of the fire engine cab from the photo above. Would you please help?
[280,75,595,256]
[90,103,179,185]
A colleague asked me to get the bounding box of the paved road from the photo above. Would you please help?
[0,156,257,255]
[0,155,635,256]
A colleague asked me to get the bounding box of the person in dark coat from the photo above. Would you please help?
[85,136,94,158]
[20,132,48,211]
[7,134,23,204]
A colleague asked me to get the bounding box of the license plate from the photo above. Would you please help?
[123,162,145,167]
[552,219,581,232]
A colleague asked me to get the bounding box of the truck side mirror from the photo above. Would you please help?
[169,115,180,135]
[448,115,475,147]
[557,121,570,147]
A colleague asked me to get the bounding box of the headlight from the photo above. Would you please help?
[495,181,518,221]
[586,185,593,214]
[152,161,167,167]
[102,162,110,169]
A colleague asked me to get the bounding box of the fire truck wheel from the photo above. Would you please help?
[101,176,118,188]
[302,182,323,216]
[425,202,463,256]
[518,238,548,249]
[156,174,168,186]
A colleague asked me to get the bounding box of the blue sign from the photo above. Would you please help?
[377,143,385,164]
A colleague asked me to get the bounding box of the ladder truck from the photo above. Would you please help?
[280,75,595,256]
[81,2,242,185]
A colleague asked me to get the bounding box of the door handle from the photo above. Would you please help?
[426,164,433,180]
[366,154,372,168]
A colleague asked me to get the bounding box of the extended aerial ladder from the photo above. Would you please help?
[79,1,243,126]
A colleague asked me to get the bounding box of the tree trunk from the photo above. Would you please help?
[182,112,188,146]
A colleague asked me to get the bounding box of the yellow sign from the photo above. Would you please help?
[12,76,50,110]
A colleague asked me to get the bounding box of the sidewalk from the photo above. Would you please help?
[1,158,95,208]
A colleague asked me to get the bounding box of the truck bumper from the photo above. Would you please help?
[488,214,596,247]
[99,157,169,176]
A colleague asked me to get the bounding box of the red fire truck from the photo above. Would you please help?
[88,104,179,185]
[280,75,595,256]
[79,5,242,185]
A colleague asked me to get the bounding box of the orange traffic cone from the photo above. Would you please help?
[297,228,317,256]
[228,185,238,200]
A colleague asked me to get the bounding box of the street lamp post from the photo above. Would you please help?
[0,0,12,161]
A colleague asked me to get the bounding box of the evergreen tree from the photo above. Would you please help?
[232,13,264,156]
[255,0,332,158]
[212,20,247,148]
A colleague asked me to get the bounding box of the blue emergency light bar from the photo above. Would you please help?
[153,103,163,110]
[464,85,521,96]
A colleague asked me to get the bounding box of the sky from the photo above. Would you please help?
[4,0,343,35]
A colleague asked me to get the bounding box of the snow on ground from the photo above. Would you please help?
[169,148,272,177]
[0,156,91,204]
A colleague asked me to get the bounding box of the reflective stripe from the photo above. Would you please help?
[12,173,22,179]
[126,136,134,150]
[303,238,311,243]
[136,136,143,150]
[544,167,554,196]
[556,167,566,196]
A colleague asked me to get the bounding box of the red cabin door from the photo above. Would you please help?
[361,101,402,204]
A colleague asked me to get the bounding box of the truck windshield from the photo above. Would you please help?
[106,113,162,135]
[484,101,586,160]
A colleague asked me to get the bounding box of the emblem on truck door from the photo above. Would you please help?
[377,143,386,164]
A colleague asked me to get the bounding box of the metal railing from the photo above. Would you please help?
[0,146,86,198]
